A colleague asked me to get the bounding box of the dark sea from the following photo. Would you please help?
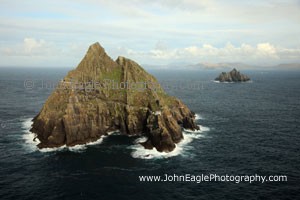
[0,68,300,200]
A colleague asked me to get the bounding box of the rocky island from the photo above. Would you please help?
[30,42,199,152]
[215,68,250,82]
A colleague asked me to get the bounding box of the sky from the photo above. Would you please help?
[0,0,300,67]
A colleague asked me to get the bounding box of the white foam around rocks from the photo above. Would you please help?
[195,114,204,120]
[130,125,209,159]
[21,118,116,153]
[22,118,210,158]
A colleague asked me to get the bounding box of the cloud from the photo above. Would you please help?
[1,38,60,57]
[0,38,82,67]
[64,0,300,23]
[1,38,300,66]
[114,42,300,64]
[0,1,299,66]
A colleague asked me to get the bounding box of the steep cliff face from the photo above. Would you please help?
[215,68,250,82]
[30,42,199,152]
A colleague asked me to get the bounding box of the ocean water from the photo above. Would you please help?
[0,68,300,199]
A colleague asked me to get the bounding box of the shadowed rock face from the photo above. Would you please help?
[215,68,250,82]
[30,42,199,152]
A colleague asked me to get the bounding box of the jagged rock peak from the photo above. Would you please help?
[70,42,118,78]
[116,56,126,65]
[86,42,106,55]
[116,56,140,67]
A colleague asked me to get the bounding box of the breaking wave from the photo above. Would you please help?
[213,80,234,84]
[22,118,210,158]
[195,114,204,120]
[130,125,210,159]
[213,80,253,84]
[21,118,115,153]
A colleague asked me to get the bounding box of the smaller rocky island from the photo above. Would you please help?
[215,68,250,82]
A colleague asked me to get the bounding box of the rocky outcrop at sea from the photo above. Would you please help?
[215,68,250,82]
[30,42,199,152]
